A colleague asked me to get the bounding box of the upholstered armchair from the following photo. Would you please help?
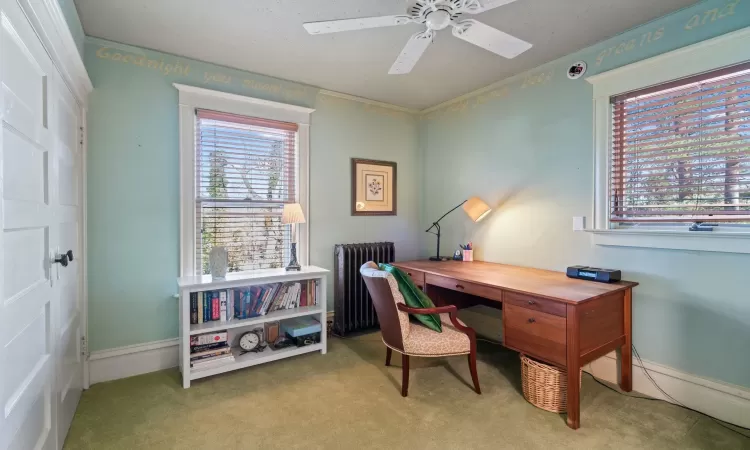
[360,262,480,397]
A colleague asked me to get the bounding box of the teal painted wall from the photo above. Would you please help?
[85,38,421,351]
[420,0,750,388]
[85,0,750,388]
[57,0,84,56]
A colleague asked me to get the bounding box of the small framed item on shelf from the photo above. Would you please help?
[264,321,280,344]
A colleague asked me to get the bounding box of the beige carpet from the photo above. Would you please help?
[64,334,749,449]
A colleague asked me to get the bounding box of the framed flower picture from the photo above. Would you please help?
[351,158,397,216]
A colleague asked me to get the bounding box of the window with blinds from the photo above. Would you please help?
[195,109,297,274]
[610,62,750,226]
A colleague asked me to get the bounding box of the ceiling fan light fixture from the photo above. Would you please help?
[425,10,451,30]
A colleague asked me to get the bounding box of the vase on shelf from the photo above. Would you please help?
[209,247,228,279]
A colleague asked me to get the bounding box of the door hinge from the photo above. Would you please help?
[79,126,84,146]
[81,336,89,358]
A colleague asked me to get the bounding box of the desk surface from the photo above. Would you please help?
[394,260,637,304]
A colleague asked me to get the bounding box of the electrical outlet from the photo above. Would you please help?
[573,216,586,231]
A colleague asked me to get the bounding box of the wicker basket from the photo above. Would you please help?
[520,354,580,413]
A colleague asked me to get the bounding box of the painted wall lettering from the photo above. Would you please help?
[282,88,307,101]
[521,71,553,88]
[243,79,281,94]
[96,47,190,76]
[446,99,470,114]
[596,27,664,66]
[204,72,231,84]
[685,0,740,30]
[474,87,509,107]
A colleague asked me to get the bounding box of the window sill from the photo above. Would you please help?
[587,229,750,254]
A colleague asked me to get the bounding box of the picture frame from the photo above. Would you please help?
[351,158,397,216]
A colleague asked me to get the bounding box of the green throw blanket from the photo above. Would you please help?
[379,264,442,333]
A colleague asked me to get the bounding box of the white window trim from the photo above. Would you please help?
[586,26,750,254]
[174,83,314,276]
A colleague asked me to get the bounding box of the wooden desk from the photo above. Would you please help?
[393,260,638,430]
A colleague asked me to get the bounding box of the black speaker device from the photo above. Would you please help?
[566,266,621,283]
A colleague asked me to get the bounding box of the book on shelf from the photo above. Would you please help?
[189,331,234,368]
[219,291,228,323]
[211,292,220,321]
[191,354,235,369]
[190,341,226,353]
[190,347,231,362]
[190,293,198,324]
[190,331,227,346]
[189,279,319,325]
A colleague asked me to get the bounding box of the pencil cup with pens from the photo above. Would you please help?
[460,242,473,262]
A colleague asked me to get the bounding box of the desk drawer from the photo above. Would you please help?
[504,303,567,366]
[425,274,503,302]
[402,269,424,287]
[504,291,566,317]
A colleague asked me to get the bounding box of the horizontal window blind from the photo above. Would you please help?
[610,62,750,224]
[195,109,297,274]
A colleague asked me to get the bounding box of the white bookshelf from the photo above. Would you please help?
[177,266,328,388]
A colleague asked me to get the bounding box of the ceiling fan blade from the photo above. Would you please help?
[303,15,412,35]
[463,0,518,14]
[389,31,433,75]
[452,20,531,58]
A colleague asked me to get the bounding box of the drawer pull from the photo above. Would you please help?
[407,272,412,276]
[527,318,536,324]
[527,300,536,305]
[455,284,465,290]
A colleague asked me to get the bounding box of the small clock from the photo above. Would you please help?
[238,329,265,354]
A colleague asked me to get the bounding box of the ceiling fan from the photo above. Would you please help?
[303,0,532,75]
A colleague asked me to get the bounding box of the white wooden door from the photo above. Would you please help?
[52,71,83,445]
[0,0,84,448]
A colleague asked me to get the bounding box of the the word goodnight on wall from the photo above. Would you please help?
[96,47,190,76]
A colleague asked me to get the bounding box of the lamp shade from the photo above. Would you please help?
[282,203,306,224]
[462,197,491,223]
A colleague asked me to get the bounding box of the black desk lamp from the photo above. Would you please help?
[426,197,491,261]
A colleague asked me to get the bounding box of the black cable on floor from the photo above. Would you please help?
[589,345,750,439]
[478,337,750,439]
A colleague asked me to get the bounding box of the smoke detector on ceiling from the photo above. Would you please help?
[567,61,587,80]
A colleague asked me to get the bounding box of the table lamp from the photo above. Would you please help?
[282,203,305,271]
[426,197,491,261]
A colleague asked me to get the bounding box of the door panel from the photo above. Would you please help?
[3,228,47,301]
[0,0,57,449]
[53,71,82,446]
[7,385,53,450]
[1,9,50,148]
[3,129,47,203]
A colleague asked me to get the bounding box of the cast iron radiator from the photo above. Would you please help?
[333,242,395,336]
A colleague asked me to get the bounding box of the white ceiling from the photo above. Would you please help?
[74,0,698,110]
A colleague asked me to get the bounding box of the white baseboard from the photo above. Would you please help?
[585,351,750,429]
[86,334,750,429]
[88,338,179,385]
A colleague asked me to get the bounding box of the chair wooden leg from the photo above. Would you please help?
[401,354,410,397]
[385,347,392,366]
[468,351,481,394]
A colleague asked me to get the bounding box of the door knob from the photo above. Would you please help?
[66,250,74,262]
[54,253,69,267]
